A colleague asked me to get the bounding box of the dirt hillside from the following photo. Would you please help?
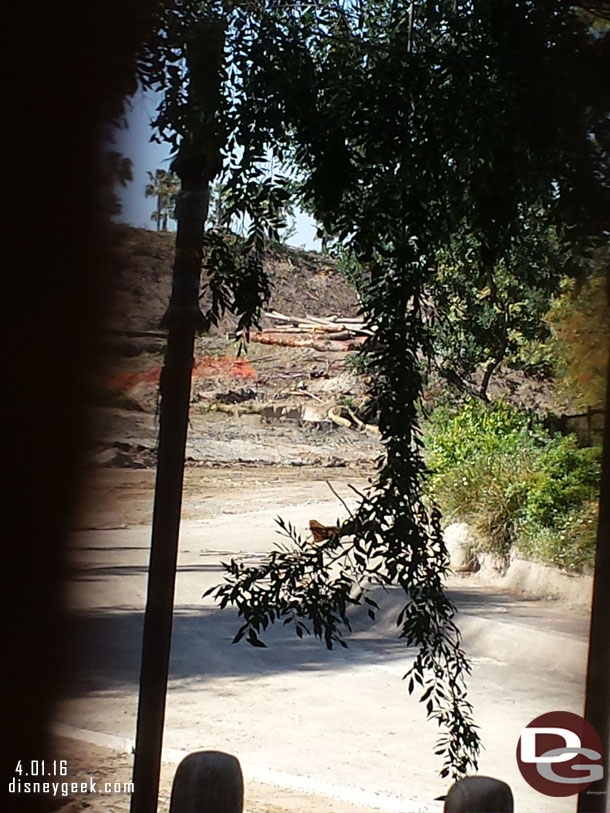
[103,225,358,334]
[91,225,569,472]
[90,226,378,470]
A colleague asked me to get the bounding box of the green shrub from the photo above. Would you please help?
[424,399,601,572]
[430,451,531,555]
[517,440,600,528]
[516,501,599,574]
[425,399,534,471]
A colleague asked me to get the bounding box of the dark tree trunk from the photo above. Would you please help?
[130,18,226,813]
[577,330,610,813]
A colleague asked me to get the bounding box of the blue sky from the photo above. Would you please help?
[112,88,319,251]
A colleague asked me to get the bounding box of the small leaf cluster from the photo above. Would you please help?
[206,517,363,650]
[198,228,270,340]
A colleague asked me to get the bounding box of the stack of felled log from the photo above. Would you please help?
[249,310,372,352]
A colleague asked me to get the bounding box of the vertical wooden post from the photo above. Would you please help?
[130,318,198,813]
[577,357,610,813]
[169,752,244,813]
[129,146,210,813]
[130,20,226,813]
[443,775,513,812]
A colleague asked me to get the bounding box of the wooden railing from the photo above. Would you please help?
[544,407,606,447]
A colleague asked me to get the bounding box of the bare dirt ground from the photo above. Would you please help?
[57,461,585,813]
[75,464,371,530]
[46,736,368,813]
[90,336,381,471]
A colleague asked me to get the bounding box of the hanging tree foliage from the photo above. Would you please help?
[137,0,610,779]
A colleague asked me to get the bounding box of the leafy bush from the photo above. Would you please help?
[425,400,534,471]
[516,501,599,574]
[546,265,609,410]
[425,399,601,572]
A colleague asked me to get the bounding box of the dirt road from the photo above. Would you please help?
[50,466,587,813]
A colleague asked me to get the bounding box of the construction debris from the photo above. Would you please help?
[266,310,373,334]
[246,310,372,351]
[249,331,366,352]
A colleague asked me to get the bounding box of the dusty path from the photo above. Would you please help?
[51,467,588,813]
[73,465,371,529]
[46,734,369,813]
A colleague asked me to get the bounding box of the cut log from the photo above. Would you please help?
[262,323,355,335]
[313,337,367,351]
[251,331,315,347]
[304,314,373,336]
[318,330,353,341]
[265,309,306,324]
[328,406,351,428]
[266,310,373,335]
[250,332,367,351]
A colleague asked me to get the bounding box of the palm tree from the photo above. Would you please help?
[145,169,180,231]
